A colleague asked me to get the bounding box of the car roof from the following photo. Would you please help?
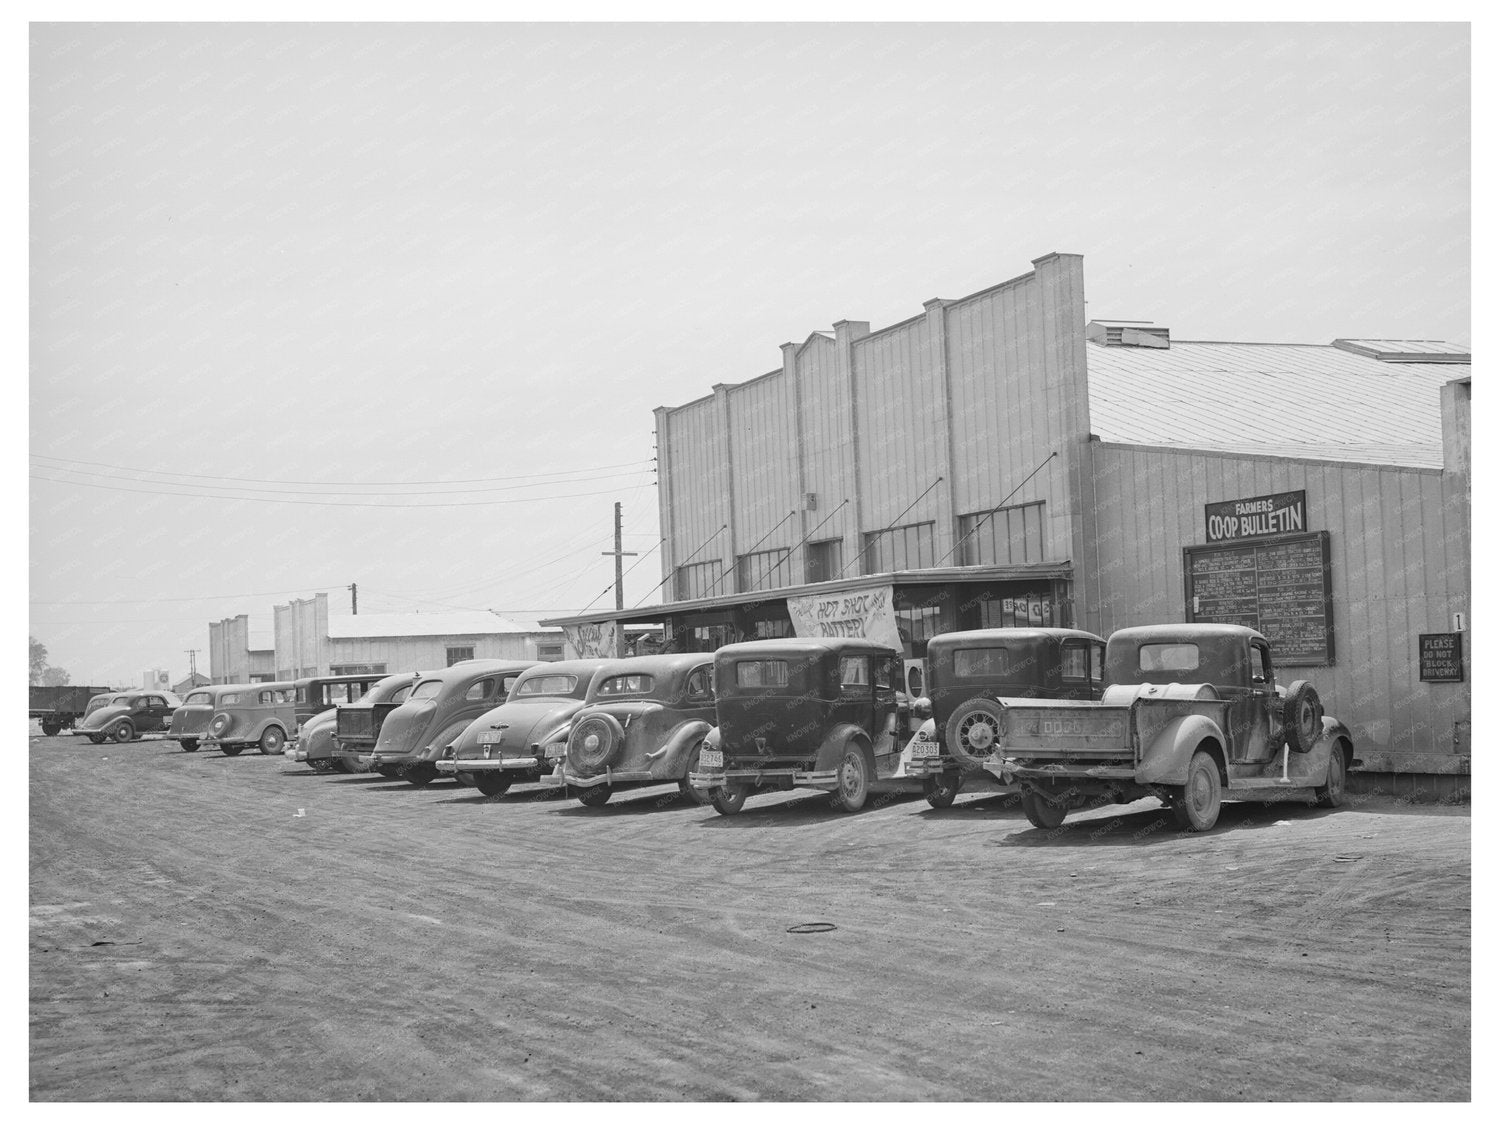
[294,673,389,688]
[928,627,1104,648]
[1109,623,1267,644]
[715,637,900,659]
[513,659,611,679]
[415,660,541,685]
[592,653,712,678]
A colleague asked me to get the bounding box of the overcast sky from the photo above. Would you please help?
[28,21,1470,686]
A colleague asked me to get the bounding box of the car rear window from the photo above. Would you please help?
[954,647,1014,679]
[410,680,444,700]
[1138,643,1200,673]
[184,692,211,706]
[515,674,579,697]
[598,674,654,696]
[389,685,414,705]
[731,660,789,689]
[220,693,241,705]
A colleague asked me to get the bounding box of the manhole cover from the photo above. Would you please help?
[786,922,837,934]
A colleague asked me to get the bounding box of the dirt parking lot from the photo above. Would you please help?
[29,732,1470,1101]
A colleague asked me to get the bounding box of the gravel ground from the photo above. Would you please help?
[29,732,1470,1101]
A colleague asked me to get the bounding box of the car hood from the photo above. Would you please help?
[374,701,438,756]
[453,697,585,753]
[79,705,131,731]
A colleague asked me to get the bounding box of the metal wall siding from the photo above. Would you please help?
[798,339,851,541]
[326,635,537,669]
[729,373,798,550]
[946,279,1071,560]
[852,318,942,529]
[1089,443,1468,755]
[665,397,727,567]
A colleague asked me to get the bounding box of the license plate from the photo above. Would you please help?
[912,740,940,758]
[700,749,724,769]
[544,743,567,758]
[478,731,503,745]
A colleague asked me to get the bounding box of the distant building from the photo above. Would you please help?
[207,615,277,684]
[173,671,210,694]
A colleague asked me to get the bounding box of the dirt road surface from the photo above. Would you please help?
[30,733,1470,1101]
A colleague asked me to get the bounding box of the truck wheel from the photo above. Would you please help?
[475,773,512,797]
[945,699,1007,767]
[575,785,612,807]
[221,745,244,757]
[405,762,438,787]
[257,727,285,755]
[923,772,963,810]
[41,719,63,737]
[1315,744,1348,808]
[111,723,136,744]
[1283,681,1323,754]
[830,742,870,812]
[711,783,749,816]
[1173,750,1222,831]
[180,739,199,753]
[1021,789,1067,829]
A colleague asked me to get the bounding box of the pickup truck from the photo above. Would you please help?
[986,624,1357,832]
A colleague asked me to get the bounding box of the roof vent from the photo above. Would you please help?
[1086,319,1169,349]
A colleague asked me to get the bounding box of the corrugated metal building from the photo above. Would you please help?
[207,614,277,684]
[545,252,1470,785]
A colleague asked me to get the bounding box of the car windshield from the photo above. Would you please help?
[1138,643,1200,673]
[410,680,444,700]
[515,674,579,697]
[598,674,654,696]
[184,692,212,706]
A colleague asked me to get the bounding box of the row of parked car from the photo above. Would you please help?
[63,622,1358,833]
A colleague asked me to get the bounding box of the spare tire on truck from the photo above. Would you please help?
[943,699,1006,768]
[1282,681,1323,754]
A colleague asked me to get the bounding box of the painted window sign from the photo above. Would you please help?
[1205,490,1308,543]
[1418,633,1464,682]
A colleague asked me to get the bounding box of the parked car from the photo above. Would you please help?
[30,684,122,737]
[75,690,182,744]
[906,628,1108,808]
[286,673,388,771]
[196,682,297,756]
[690,638,921,815]
[438,659,610,795]
[365,661,538,785]
[989,623,1358,832]
[331,672,424,774]
[168,685,247,752]
[540,653,716,807]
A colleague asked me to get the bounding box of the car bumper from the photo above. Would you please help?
[438,755,552,775]
[545,765,660,789]
[993,761,1137,782]
[689,766,840,791]
[904,753,956,777]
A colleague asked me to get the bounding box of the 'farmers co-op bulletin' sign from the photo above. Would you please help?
[1188,490,1333,665]
[1205,490,1307,543]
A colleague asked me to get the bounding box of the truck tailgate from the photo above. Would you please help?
[998,700,1133,756]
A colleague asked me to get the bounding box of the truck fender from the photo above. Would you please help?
[1300,718,1354,772]
[1135,715,1226,786]
[653,720,715,776]
[815,723,872,773]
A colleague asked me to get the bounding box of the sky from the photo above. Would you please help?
[27,20,1471,687]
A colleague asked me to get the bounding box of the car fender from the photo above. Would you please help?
[423,720,475,761]
[654,720,714,777]
[247,718,289,743]
[1135,715,1226,785]
[814,723,872,773]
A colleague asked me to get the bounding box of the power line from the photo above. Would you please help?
[29,453,654,488]
[29,472,654,508]
[31,585,346,606]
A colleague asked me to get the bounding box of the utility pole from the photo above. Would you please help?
[600,502,637,657]
[184,649,198,679]
[349,582,358,615]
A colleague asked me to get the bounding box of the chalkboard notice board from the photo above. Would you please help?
[1418,633,1464,682]
[1183,531,1334,665]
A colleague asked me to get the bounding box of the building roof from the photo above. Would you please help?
[326,611,560,640]
[1086,339,1469,468]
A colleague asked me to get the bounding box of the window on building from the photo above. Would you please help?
[675,560,724,601]
[862,522,936,575]
[805,539,843,584]
[535,642,564,662]
[446,646,475,666]
[958,501,1047,566]
[736,548,791,593]
[977,594,1056,628]
[331,663,386,676]
[753,618,794,639]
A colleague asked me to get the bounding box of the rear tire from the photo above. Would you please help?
[923,772,963,810]
[111,723,135,744]
[1021,788,1067,829]
[575,785,612,807]
[711,783,749,816]
[180,739,199,753]
[830,742,871,812]
[405,762,438,787]
[258,726,286,755]
[88,734,106,745]
[375,765,403,779]
[41,719,63,737]
[1172,749,1222,831]
[221,745,244,757]
[679,741,710,804]
[475,773,512,797]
